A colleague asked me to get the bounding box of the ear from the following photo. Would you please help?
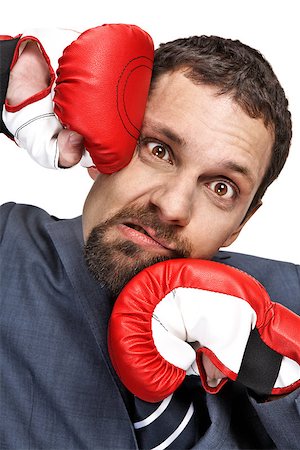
[221,201,262,248]
[87,166,100,180]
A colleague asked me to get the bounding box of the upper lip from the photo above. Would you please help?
[123,220,176,251]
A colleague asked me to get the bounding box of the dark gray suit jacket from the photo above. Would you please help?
[1,203,299,449]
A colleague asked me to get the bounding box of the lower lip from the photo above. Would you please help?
[117,224,168,251]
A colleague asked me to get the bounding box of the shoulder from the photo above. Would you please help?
[214,250,300,314]
[0,203,58,252]
[0,201,58,234]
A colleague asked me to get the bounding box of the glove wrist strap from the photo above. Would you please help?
[236,328,282,395]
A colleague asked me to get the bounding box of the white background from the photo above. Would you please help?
[1,0,299,263]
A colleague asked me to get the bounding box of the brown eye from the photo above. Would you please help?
[215,182,228,196]
[146,142,172,164]
[207,181,236,199]
[152,145,167,159]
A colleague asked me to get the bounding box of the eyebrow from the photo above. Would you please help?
[220,160,256,188]
[141,120,186,146]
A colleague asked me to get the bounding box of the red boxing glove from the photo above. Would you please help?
[54,24,153,173]
[108,259,300,402]
[2,25,153,172]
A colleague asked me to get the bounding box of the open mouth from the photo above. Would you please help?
[124,222,150,236]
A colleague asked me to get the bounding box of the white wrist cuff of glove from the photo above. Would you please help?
[3,94,62,169]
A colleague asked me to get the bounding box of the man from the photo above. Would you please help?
[1,29,299,449]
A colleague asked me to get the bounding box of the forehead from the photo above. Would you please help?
[147,70,267,133]
[143,71,273,189]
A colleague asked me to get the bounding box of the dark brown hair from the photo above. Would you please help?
[151,35,292,215]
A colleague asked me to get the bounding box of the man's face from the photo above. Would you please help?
[83,71,273,295]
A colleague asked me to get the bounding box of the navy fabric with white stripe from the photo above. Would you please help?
[133,376,210,449]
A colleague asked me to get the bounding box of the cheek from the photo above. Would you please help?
[83,176,124,226]
[83,175,118,239]
[83,163,151,235]
[187,214,243,259]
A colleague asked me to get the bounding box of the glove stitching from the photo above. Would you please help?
[223,263,269,292]
[116,56,153,139]
[257,303,274,330]
[173,288,189,342]
[152,313,169,332]
[15,112,56,139]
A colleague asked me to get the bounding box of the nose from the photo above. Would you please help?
[149,175,195,227]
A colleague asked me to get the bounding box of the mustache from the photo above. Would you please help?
[100,204,192,258]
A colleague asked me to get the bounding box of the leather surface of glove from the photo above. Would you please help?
[108,259,300,402]
[2,25,154,171]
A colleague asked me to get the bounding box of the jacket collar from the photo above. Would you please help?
[213,250,232,262]
[45,215,136,434]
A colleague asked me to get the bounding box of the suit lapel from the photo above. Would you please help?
[213,250,232,262]
[46,215,137,444]
[46,216,113,365]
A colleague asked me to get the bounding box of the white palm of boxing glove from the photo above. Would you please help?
[152,285,299,392]
[2,28,93,169]
[108,259,300,402]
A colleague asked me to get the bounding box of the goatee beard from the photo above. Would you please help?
[84,204,191,297]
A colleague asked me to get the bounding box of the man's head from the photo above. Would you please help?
[151,35,292,215]
[83,35,291,296]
